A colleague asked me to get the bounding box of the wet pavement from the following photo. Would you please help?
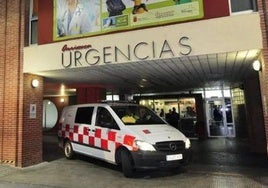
[0,134,267,187]
[191,138,268,168]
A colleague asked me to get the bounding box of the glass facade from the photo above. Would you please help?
[138,97,198,138]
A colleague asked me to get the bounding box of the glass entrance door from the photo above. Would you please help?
[224,98,236,137]
[206,98,235,137]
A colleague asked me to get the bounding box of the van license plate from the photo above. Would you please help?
[166,154,183,161]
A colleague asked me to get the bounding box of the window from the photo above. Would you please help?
[106,94,119,101]
[96,107,120,130]
[75,107,94,124]
[229,0,257,14]
[112,105,165,125]
[43,100,58,129]
[30,20,38,44]
[29,0,38,44]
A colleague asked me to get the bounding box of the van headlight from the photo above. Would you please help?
[185,138,191,149]
[135,140,156,151]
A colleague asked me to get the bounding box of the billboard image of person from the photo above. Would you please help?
[56,0,100,37]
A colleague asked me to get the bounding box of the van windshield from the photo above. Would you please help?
[111,105,166,125]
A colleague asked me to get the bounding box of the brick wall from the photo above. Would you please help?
[257,0,268,155]
[0,0,43,167]
[0,1,6,165]
[0,0,25,166]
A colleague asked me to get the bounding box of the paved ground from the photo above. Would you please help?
[0,135,268,188]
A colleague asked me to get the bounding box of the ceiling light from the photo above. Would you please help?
[252,60,261,71]
[31,79,39,88]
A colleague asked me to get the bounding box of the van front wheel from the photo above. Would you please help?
[121,150,135,178]
[64,141,74,159]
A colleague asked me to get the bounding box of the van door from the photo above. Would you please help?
[71,106,95,154]
[92,106,121,162]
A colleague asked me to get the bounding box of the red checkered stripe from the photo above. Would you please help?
[58,123,64,137]
[59,124,138,151]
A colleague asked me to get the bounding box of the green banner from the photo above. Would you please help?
[54,0,204,41]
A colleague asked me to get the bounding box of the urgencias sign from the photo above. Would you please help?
[61,36,192,68]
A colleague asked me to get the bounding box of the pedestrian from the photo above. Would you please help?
[167,107,180,129]
[160,109,165,118]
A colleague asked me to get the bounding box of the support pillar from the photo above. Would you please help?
[257,0,268,155]
[244,76,266,153]
[21,74,43,167]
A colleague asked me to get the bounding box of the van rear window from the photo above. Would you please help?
[75,107,94,124]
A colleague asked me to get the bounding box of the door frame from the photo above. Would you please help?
[205,97,235,138]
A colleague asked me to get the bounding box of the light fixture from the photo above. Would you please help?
[60,84,65,96]
[31,79,39,88]
[252,60,261,71]
[60,98,65,103]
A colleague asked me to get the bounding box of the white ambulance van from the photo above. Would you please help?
[58,102,192,177]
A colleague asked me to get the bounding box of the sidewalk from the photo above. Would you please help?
[0,159,268,188]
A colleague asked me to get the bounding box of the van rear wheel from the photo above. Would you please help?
[121,150,135,178]
[64,141,74,159]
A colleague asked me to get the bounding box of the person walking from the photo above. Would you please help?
[167,107,180,129]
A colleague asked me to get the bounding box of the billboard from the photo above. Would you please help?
[53,0,204,41]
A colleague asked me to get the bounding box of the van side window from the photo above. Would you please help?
[96,107,120,130]
[75,107,94,124]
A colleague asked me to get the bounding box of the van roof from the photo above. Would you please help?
[102,101,138,106]
[65,102,139,108]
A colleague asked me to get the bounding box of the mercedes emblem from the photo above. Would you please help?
[169,142,177,151]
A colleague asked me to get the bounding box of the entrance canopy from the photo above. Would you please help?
[38,50,260,94]
[24,13,262,95]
